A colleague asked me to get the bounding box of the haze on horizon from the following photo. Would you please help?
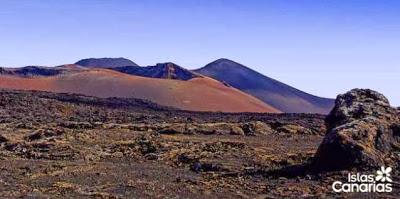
[0,0,399,105]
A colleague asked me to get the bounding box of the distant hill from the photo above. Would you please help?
[112,62,200,81]
[0,66,63,76]
[75,57,138,68]
[0,65,84,77]
[195,58,334,114]
[0,68,279,113]
[0,57,335,113]
[75,58,199,81]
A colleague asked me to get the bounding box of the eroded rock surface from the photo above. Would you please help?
[313,89,400,171]
[0,90,331,198]
[3,89,397,198]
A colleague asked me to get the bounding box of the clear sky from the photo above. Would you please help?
[0,0,399,105]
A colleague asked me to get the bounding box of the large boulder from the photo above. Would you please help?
[313,89,400,171]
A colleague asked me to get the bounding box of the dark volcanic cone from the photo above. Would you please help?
[195,58,334,114]
[75,57,138,68]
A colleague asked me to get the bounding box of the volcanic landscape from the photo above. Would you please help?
[0,58,398,198]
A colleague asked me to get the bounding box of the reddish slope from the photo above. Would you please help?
[0,69,280,113]
[195,59,334,114]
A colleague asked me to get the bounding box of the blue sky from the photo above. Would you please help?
[0,0,399,105]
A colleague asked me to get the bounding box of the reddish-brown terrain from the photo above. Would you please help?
[0,90,329,198]
[0,68,279,113]
[1,90,398,198]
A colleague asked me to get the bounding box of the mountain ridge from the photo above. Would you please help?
[0,57,334,113]
[194,58,334,114]
[0,67,279,113]
[112,62,200,81]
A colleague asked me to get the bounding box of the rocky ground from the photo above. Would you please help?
[0,89,398,198]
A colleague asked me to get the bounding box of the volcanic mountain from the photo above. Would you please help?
[111,62,200,81]
[0,65,278,113]
[194,59,334,114]
[0,57,334,113]
[75,57,138,68]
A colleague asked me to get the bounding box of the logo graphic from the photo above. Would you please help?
[376,166,392,183]
[332,166,393,193]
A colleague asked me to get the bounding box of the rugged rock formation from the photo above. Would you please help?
[113,62,200,80]
[157,122,276,136]
[313,89,400,171]
[0,89,357,198]
[0,66,63,77]
[13,66,63,76]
